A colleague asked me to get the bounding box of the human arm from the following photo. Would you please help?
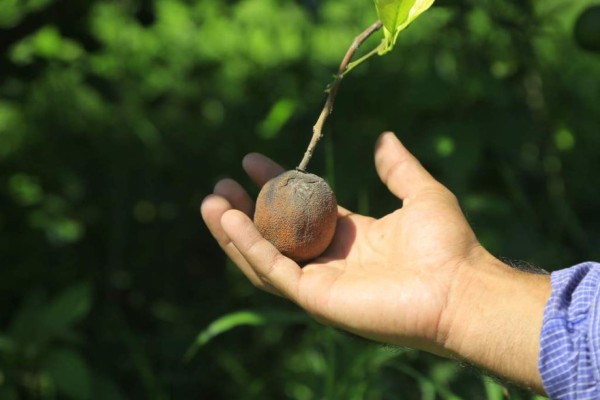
[201,132,551,394]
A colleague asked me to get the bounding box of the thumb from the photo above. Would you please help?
[374,132,439,200]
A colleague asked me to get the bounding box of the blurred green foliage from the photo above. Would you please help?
[0,0,599,398]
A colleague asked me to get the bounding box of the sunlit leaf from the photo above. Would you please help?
[184,310,308,361]
[374,0,436,53]
[554,126,575,151]
[435,135,455,157]
[482,376,505,400]
[375,0,413,33]
[50,218,84,244]
[393,363,461,400]
[8,173,43,206]
[258,98,297,139]
[33,26,63,58]
[0,0,22,28]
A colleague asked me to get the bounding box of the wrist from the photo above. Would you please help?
[439,248,551,393]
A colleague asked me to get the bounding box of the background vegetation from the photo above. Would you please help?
[1,0,599,398]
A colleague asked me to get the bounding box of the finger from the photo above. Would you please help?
[242,153,285,187]
[221,209,301,301]
[213,178,254,217]
[337,206,353,218]
[374,131,440,200]
[201,195,281,296]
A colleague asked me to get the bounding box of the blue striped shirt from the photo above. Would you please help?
[539,262,600,399]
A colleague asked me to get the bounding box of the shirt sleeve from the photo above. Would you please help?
[539,261,600,399]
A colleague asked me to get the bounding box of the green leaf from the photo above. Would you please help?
[184,310,307,362]
[482,376,505,400]
[0,334,15,353]
[7,284,91,358]
[393,364,461,400]
[9,291,47,346]
[43,282,92,335]
[257,98,297,139]
[374,0,436,53]
[0,0,22,29]
[374,0,414,33]
[8,173,43,206]
[435,135,455,157]
[554,126,575,151]
[43,349,92,400]
[33,26,63,58]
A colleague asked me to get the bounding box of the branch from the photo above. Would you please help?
[297,20,384,172]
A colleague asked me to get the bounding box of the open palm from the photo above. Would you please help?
[202,132,487,356]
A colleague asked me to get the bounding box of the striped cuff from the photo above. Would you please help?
[539,262,600,399]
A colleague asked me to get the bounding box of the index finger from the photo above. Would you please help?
[243,153,285,187]
[242,152,354,218]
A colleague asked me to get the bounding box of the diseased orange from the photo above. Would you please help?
[254,170,337,262]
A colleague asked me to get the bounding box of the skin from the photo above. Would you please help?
[201,131,552,395]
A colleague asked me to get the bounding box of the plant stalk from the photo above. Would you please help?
[297,20,383,172]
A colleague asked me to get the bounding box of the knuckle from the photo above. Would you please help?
[385,159,408,184]
[250,278,263,289]
[244,234,262,256]
[442,187,459,204]
[261,251,281,281]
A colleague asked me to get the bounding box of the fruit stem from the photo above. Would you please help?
[297,20,383,172]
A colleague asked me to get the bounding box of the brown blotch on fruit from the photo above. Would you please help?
[254,170,337,262]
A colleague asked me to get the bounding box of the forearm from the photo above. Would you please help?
[441,250,551,394]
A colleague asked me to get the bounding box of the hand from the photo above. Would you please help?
[202,132,481,353]
[201,132,550,393]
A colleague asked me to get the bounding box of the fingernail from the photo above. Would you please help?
[242,153,262,171]
[383,131,397,140]
[377,131,396,147]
